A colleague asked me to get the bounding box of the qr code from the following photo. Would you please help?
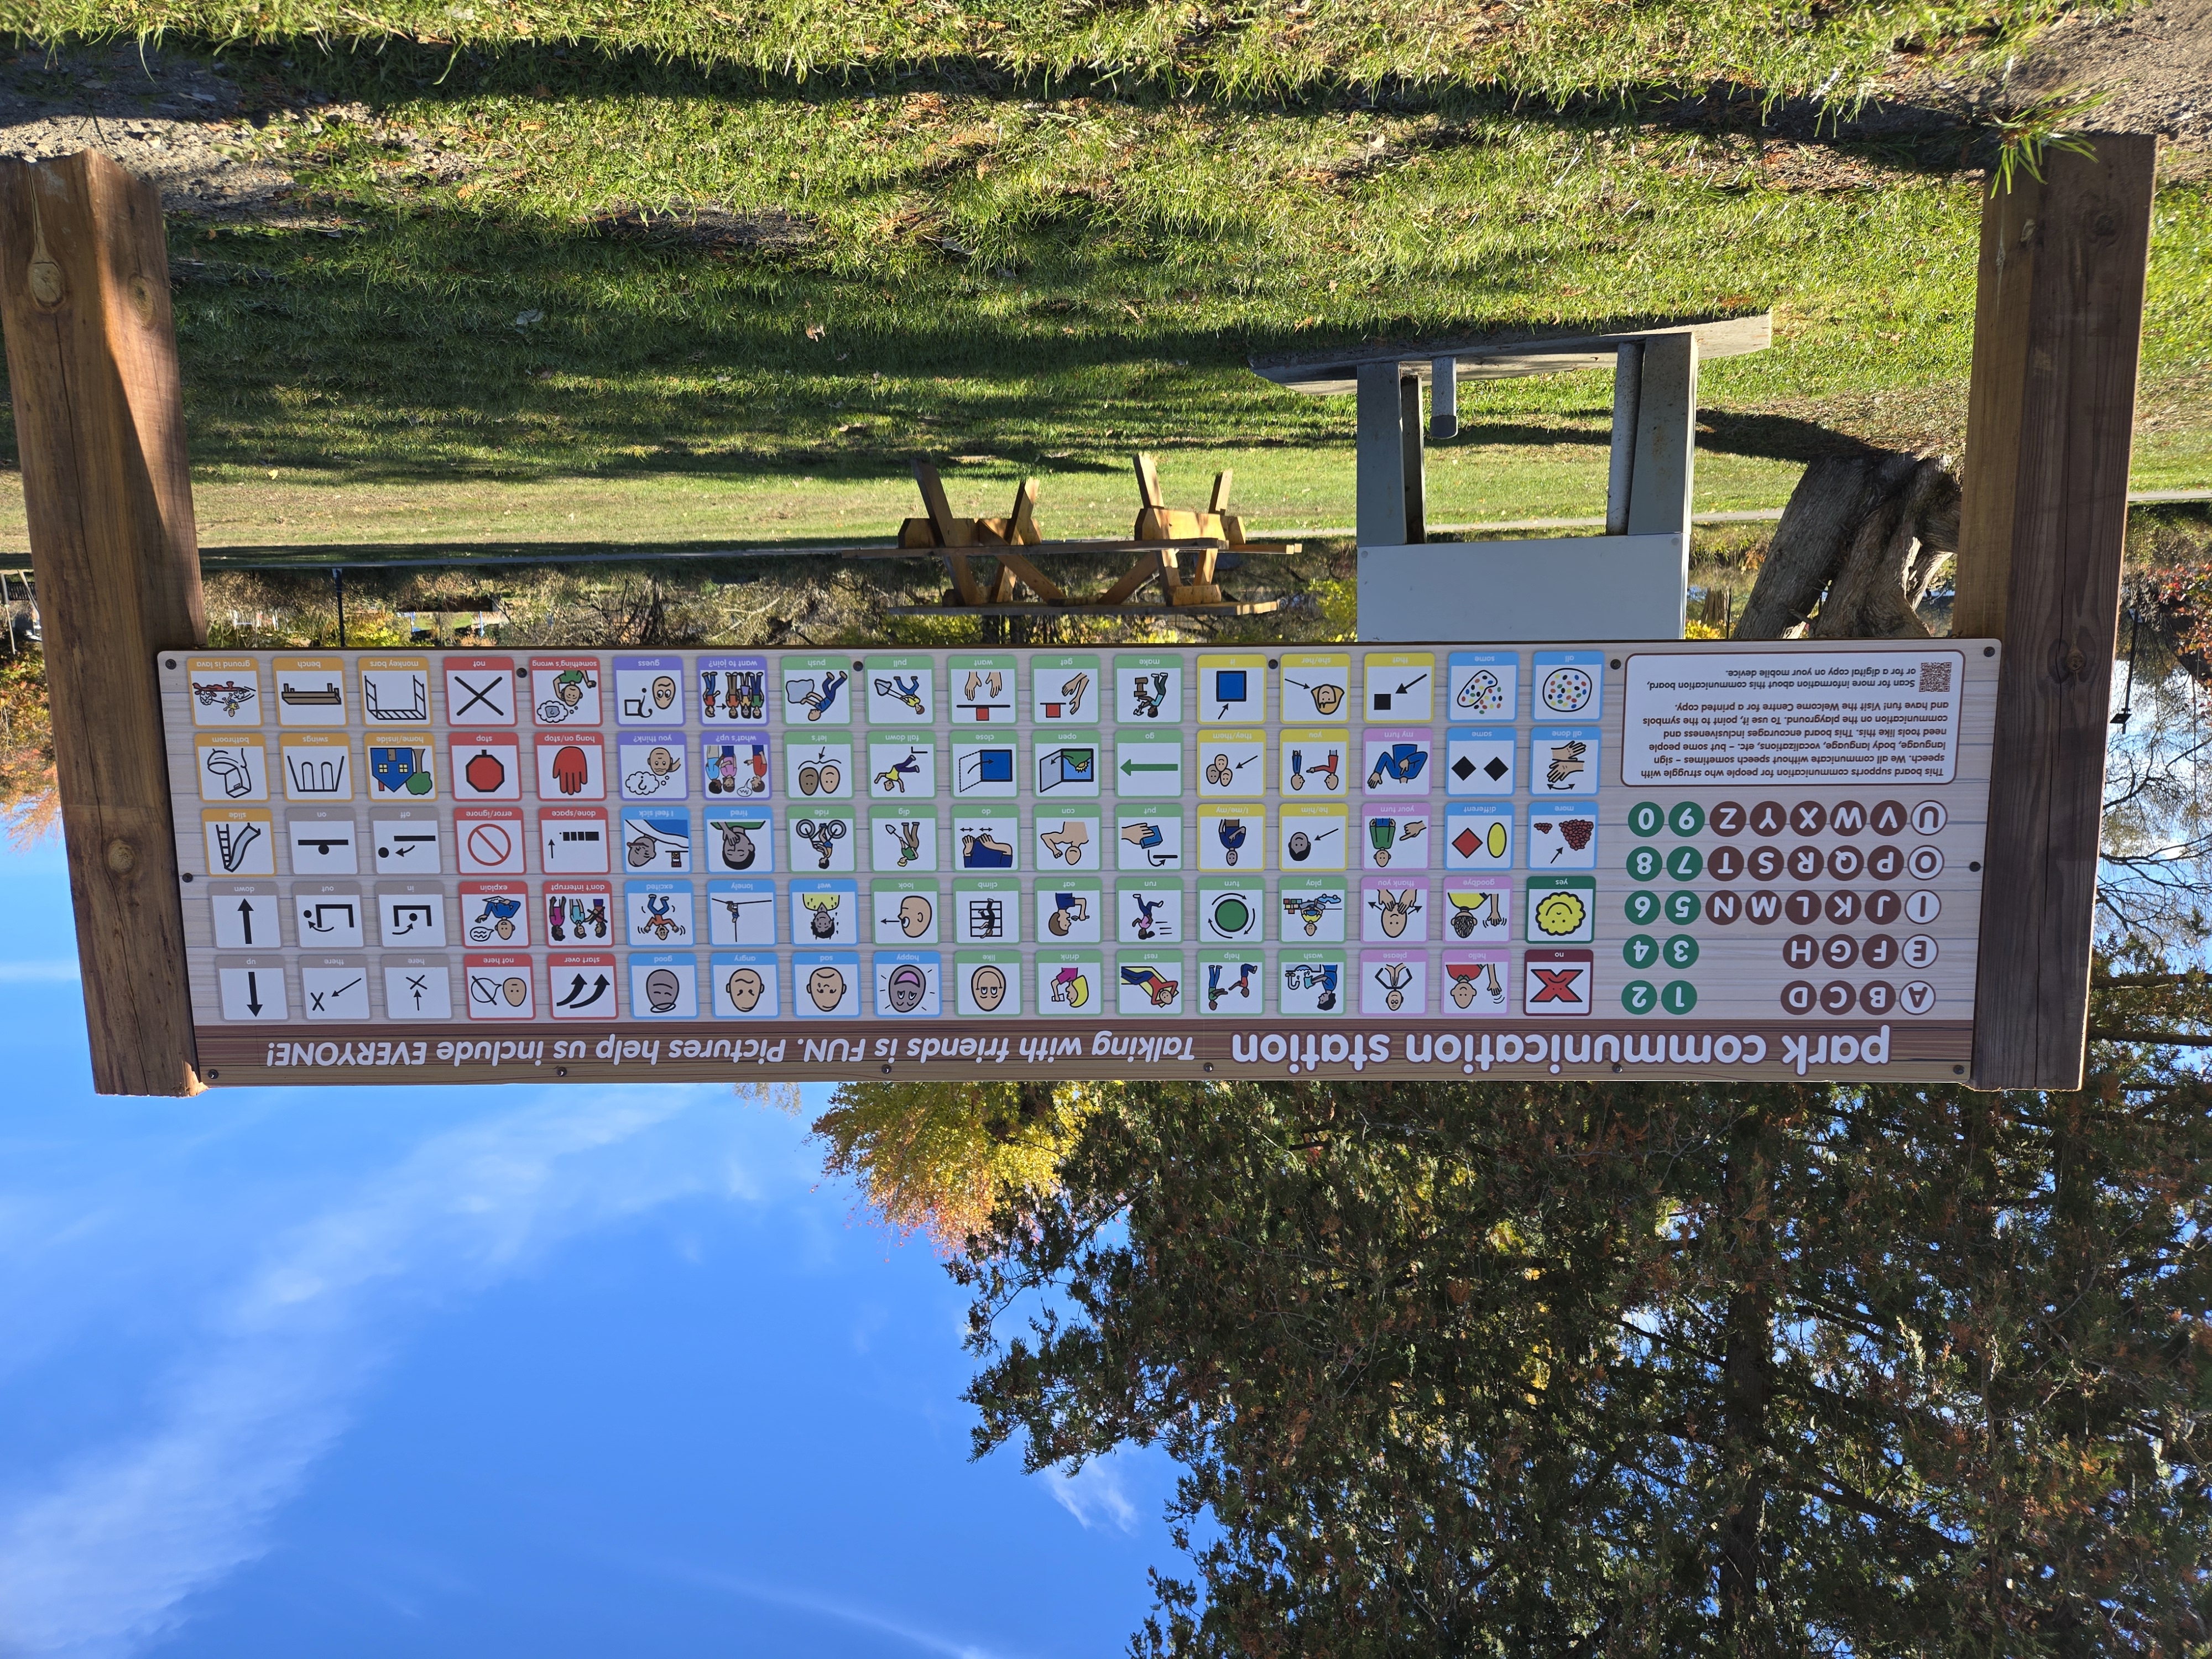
[1918,660,1953,693]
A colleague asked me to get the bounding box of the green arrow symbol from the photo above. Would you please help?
[1121,758,1179,775]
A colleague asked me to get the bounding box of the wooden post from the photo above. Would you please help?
[1957,134,2158,1091]
[0,152,205,1095]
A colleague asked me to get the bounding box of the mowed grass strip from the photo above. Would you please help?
[17,0,2104,107]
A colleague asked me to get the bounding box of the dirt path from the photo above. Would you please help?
[2006,0,2211,165]
[0,41,471,221]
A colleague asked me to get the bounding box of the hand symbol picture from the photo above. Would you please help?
[550,745,591,796]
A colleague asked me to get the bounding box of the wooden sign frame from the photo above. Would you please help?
[0,139,2158,1095]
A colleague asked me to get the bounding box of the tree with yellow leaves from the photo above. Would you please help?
[813,1079,1100,1250]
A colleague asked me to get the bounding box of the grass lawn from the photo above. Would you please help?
[0,9,2203,556]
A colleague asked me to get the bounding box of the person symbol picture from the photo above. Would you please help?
[1046,893,1090,937]
[873,675,926,716]
[1206,962,1258,1010]
[1129,891,1167,940]
[885,820,924,867]
[787,671,848,722]
[1214,818,1247,866]
[874,748,924,792]
[1049,965,1089,1009]
[1119,965,1179,1008]
[1285,961,1339,1011]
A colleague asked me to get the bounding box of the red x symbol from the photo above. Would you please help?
[1530,967,1584,1004]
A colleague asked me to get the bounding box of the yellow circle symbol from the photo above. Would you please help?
[1533,891,1587,937]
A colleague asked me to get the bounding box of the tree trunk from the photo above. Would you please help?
[1718,1107,1773,1653]
[1734,451,1960,640]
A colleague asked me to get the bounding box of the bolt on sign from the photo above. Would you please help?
[159,641,1997,1086]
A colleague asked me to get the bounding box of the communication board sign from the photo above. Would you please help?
[159,641,1996,1086]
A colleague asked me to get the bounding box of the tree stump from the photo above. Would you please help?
[1734,451,1960,640]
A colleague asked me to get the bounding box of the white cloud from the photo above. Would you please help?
[643,1564,1021,1659]
[0,961,80,983]
[1045,1451,1141,1533]
[0,1086,773,1659]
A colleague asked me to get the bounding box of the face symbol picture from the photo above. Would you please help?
[1376,963,1413,1013]
[886,964,928,1014]
[644,968,682,1014]
[1288,832,1310,862]
[1371,888,1420,938]
[625,746,681,796]
[725,967,764,1012]
[713,820,761,870]
[970,964,1006,1012]
[808,966,847,1011]
[502,976,528,1008]
[651,675,677,711]
[1534,889,1587,937]
[897,895,933,938]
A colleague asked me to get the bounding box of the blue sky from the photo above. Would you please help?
[0,839,1173,1659]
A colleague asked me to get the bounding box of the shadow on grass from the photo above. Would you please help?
[129,201,1838,489]
[176,34,2002,166]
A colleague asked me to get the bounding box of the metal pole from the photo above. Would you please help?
[1605,341,1644,536]
[1430,355,1458,440]
[1399,375,1427,546]
[332,566,346,648]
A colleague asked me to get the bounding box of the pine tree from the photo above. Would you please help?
[953,1068,2212,1656]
